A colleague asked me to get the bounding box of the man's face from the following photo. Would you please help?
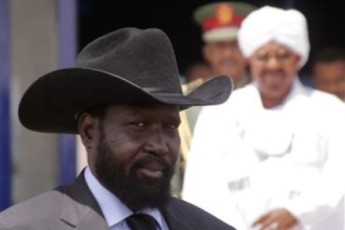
[203,40,246,84]
[84,104,181,211]
[313,60,345,100]
[248,41,301,106]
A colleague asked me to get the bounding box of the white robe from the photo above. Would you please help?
[182,79,345,230]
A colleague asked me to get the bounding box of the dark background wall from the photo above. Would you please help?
[78,0,345,78]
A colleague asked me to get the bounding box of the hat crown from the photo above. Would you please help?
[18,27,233,133]
[76,28,182,94]
[193,1,256,42]
[194,1,256,24]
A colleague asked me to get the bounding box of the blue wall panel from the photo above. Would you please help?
[58,0,78,185]
[0,0,12,211]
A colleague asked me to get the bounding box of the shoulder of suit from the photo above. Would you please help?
[0,189,64,229]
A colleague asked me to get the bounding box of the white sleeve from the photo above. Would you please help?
[181,104,247,229]
[286,102,345,230]
[182,105,225,204]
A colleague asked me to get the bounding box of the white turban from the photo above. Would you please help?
[238,6,310,67]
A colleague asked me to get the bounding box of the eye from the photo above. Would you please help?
[255,53,269,62]
[276,52,292,61]
[164,122,180,130]
[129,122,147,129]
[134,122,146,127]
[168,124,177,129]
[137,122,144,127]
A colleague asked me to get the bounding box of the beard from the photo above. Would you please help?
[94,135,174,212]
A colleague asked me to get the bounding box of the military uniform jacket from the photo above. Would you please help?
[0,172,235,230]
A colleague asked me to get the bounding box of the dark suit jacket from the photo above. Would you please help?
[0,173,235,230]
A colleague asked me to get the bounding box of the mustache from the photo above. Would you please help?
[132,155,170,171]
[263,70,285,76]
[220,58,237,64]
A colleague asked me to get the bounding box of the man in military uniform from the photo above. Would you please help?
[190,1,256,89]
[175,2,256,198]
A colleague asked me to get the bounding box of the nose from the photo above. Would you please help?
[222,44,238,57]
[144,129,169,156]
[266,56,281,69]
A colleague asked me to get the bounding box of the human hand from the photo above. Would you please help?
[251,208,299,230]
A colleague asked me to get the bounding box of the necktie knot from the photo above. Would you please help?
[126,213,158,230]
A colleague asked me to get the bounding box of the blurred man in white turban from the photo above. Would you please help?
[182,6,345,230]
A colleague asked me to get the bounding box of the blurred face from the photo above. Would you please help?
[248,41,301,107]
[80,104,181,211]
[313,60,345,100]
[203,40,246,84]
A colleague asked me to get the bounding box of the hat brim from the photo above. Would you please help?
[203,27,239,42]
[19,68,232,133]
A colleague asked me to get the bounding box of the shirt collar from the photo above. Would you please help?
[84,167,165,229]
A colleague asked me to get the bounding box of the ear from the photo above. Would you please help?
[203,44,212,63]
[295,55,302,70]
[78,113,98,150]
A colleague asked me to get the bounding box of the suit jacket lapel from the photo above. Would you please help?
[58,172,200,230]
[58,172,108,230]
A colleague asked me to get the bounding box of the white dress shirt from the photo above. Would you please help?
[84,167,169,230]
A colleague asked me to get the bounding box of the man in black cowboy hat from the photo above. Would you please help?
[0,28,234,230]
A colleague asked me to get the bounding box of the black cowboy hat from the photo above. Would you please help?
[19,27,232,134]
